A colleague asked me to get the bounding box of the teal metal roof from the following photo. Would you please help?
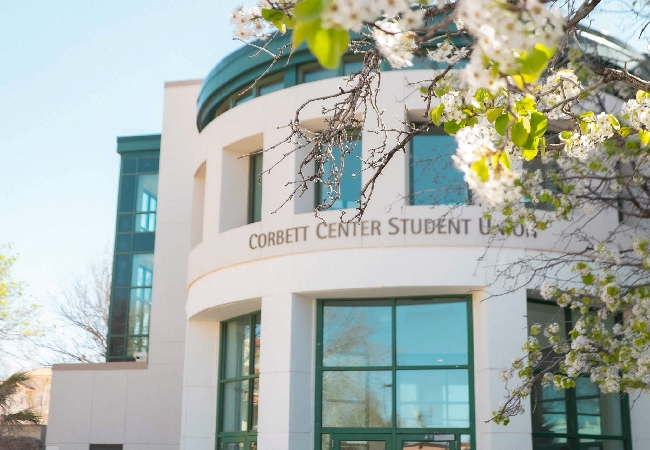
[117,134,162,154]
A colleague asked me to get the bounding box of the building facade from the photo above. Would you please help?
[46,31,650,450]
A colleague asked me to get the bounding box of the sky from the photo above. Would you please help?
[0,2,648,373]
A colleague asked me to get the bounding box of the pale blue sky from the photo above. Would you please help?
[0,2,646,372]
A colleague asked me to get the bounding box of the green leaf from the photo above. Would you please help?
[499,150,511,170]
[636,90,650,103]
[262,8,284,21]
[529,112,547,138]
[430,104,444,126]
[639,129,650,147]
[618,127,632,138]
[516,96,537,115]
[579,111,595,119]
[539,136,546,157]
[308,27,349,70]
[294,0,324,21]
[522,148,538,161]
[444,120,461,135]
[608,114,620,129]
[582,274,594,285]
[471,158,489,182]
[495,114,511,136]
[292,18,320,48]
[511,117,531,148]
[486,108,504,123]
[559,131,573,140]
[262,9,296,32]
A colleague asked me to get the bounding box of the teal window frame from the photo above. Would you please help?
[248,152,263,224]
[217,313,261,450]
[527,299,633,450]
[315,296,475,450]
[409,125,469,206]
[107,150,159,362]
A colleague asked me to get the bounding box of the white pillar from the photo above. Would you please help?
[630,391,650,449]
[473,288,533,450]
[257,294,315,449]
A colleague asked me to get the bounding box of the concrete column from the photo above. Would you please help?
[257,294,315,449]
[630,390,650,448]
[473,287,533,450]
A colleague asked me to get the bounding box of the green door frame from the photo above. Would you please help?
[333,433,394,450]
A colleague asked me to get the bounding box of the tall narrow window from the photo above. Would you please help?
[218,314,261,450]
[527,300,631,450]
[318,136,362,210]
[248,153,263,224]
[410,126,467,205]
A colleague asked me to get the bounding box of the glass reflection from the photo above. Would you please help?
[410,133,467,205]
[221,380,248,432]
[402,442,450,449]
[575,378,622,436]
[223,317,251,379]
[320,139,362,210]
[251,378,259,430]
[135,174,158,232]
[322,371,392,427]
[579,439,624,450]
[396,370,470,428]
[323,301,392,367]
[340,441,386,450]
[531,383,568,434]
[131,254,154,287]
[128,288,151,335]
[396,300,468,366]
[532,436,571,450]
[253,314,261,374]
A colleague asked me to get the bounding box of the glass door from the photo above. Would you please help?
[397,434,462,450]
[332,434,393,450]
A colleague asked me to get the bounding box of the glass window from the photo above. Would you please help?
[235,90,253,105]
[248,153,263,223]
[343,60,365,75]
[528,300,630,450]
[410,128,467,205]
[218,313,261,445]
[319,138,362,210]
[135,174,158,232]
[317,298,473,447]
[303,66,338,83]
[131,254,154,287]
[258,79,283,96]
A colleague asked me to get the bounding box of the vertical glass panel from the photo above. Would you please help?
[135,174,158,219]
[460,435,471,450]
[223,316,251,379]
[341,441,386,450]
[343,60,364,75]
[133,232,155,251]
[131,254,154,287]
[223,443,244,450]
[410,132,466,205]
[321,139,362,210]
[221,380,249,432]
[119,175,136,212]
[251,378,259,430]
[258,80,283,96]
[575,378,622,436]
[110,289,128,335]
[321,434,331,450]
[579,439,624,450]
[126,336,148,356]
[303,67,337,83]
[235,90,253,105]
[115,254,130,287]
[531,383,568,434]
[250,442,257,450]
[402,442,448,450]
[122,158,137,174]
[396,369,470,428]
[322,370,392,428]
[532,436,571,450]
[138,157,159,173]
[528,301,567,348]
[253,314,261,374]
[249,153,263,223]
[109,337,125,357]
[116,234,131,252]
[128,288,152,335]
[135,213,157,233]
[323,300,392,367]
[396,300,468,366]
[118,214,133,232]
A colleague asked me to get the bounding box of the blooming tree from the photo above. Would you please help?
[228,0,650,424]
